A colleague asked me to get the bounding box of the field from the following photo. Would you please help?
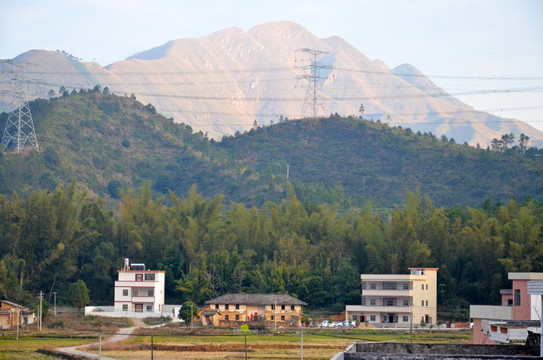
[0,314,472,360]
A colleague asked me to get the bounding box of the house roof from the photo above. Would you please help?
[205,293,307,306]
[201,310,219,316]
[0,300,25,309]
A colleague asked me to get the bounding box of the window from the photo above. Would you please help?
[225,304,229,310]
[370,299,376,306]
[370,315,376,322]
[132,288,154,297]
[215,304,219,309]
[383,298,395,306]
[291,305,295,311]
[235,314,240,320]
[271,304,275,310]
[281,305,285,310]
[514,289,521,306]
[403,316,409,322]
[421,300,424,306]
[403,283,409,290]
[225,315,229,320]
[370,283,377,290]
[352,315,358,321]
[426,284,428,290]
[123,289,128,296]
[281,315,285,321]
[144,273,155,281]
[421,284,424,290]
[383,282,397,290]
[136,274,143,281]
[271,315,274,320]
[122,304,128,311]
[403,300,409,306]
[146,305,153,312]
[426,300,428,306]
[236,304,240,310]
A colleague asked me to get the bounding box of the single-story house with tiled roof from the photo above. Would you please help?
[0,300,35,330]
[200,293,307,327]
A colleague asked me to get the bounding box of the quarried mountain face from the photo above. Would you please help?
[3,21,542,146]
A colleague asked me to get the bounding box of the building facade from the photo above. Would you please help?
[470,272,543,344]
[200,293,307,327]
[0,300,35,330]
[345,268,438,327]
[113,260,166,315]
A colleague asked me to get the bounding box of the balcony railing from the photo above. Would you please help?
[362,281,412,291]
[361,297,412,307]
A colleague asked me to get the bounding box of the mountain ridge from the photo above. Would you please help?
[1,91,542,208]
[2,21,542,146]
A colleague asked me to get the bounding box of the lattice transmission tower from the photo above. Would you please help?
[295,48,334,120]
[1,61,40,153]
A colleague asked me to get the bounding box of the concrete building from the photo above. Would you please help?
[0,300,35,329]
[85,259,180,319]
[470,272,543,344]
[199,293,307,327]
[345,267,438,327]
[113,260,165,315]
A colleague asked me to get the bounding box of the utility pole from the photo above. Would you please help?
[274,301,277,331]
[53,292,57,318]
[1,61,40,153]
[286,165,289,180]
[16,308,19,340]
[297,331,304,360]
[295,48,333,120]
[39,290,43,331]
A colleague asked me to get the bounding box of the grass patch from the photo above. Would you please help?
[142,316,172,326]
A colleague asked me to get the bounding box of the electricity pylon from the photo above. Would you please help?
[295,48,333,120]
[1,61,40,153]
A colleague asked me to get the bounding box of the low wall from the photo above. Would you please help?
[347,343,539,357]
[84,306,174,319]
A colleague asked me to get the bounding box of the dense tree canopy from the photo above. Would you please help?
[1,182,542,320]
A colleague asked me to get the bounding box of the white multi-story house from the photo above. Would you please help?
[345,267,438,327]
[113,259,166,315]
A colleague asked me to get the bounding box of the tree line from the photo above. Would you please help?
[0,182,542,318]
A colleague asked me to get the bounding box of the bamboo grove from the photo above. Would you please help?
[1,181,542,319]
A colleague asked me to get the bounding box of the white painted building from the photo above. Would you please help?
[114,261,165,315]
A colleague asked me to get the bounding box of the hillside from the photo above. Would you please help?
[219,116,543,208]
[3,21,543,146]
[0,90,236,200]
[1,91,542,208]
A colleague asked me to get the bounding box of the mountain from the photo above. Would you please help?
[1,92,542,208]
[2,22,542,147]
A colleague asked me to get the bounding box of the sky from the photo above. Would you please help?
[2,0,543,131]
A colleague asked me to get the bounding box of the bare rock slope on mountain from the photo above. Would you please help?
[4,21,542,146]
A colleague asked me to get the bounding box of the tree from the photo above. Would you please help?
[358,104,365,117]
[178,301,199,326]
[48,89,56,98]
[69,280,90,314]
[518,133,530,154]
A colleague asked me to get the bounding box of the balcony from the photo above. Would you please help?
[362,281,412,296]
[362,296,412,308]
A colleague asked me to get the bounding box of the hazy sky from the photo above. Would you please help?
[2,0,543,131]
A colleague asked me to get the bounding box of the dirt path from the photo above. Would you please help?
[55,319,150,359]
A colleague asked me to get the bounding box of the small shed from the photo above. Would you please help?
[0,300,35,330]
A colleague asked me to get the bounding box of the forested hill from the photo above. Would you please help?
[218,115,543,207]
[0,90,542,208]
[1,90,543,314]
